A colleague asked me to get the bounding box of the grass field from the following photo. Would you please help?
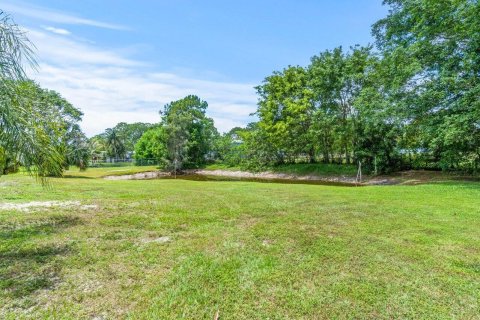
[1,167,479,319]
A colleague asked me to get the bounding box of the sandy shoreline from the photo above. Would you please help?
[103,169,398,185]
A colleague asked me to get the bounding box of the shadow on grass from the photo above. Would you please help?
[61,175,95,179]
[0,215,80,299]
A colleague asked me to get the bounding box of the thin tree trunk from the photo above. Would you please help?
[308,147,315,163]
[345,145,350,164]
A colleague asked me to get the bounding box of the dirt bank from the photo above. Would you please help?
[191,169,361,183]
[103,169,394,185]
[192,169,479,185]
[103,169,477,185]
[103,171,169,180]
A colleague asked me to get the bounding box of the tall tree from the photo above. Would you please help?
[373,0,480,171]
[256,66,315,163]
[161,95,217,171]
[1,80,88,176]
[308,46,373,164]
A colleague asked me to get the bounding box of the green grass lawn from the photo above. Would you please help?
[1,170,479,319]
[62,165,160,178]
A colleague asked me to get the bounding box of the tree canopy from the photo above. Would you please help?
[212,0,479,173]
[0,11,90,178]
[0,11,61,178]
[161,95,218,171]
[134,125,167,165]
[3,0,478,176]
[91,122,153,160]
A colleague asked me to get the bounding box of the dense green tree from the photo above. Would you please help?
[215,127,246,166]
[89,135,107,161]
[236,122,280,170]
[256,66,315,164]
[252,47,377,168]
[373,0,480,171]
[40,84,88,172]
[134,126,167,165]
[309,46,373,164]
[161,95,217,171]
[91,122,154,161]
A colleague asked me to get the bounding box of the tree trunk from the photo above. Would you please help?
[322,151,330,164]
[308,147,315,163]
[345,145,350,164]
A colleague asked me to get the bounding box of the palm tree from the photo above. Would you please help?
[0,10,63,179]
[105,128,126,161]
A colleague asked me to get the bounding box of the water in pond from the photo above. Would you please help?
[159,174,361,187]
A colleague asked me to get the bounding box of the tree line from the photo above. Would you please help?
[237,0,479,173]
[1,0,479,179]
[137,0,479,173]
[90,122,154,161]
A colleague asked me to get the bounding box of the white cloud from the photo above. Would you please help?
[27,29,140,67]
[25,28,257,136]
[2,1,128,30]
[42,26,71,35]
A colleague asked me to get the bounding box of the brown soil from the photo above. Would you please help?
[103,169,478,185]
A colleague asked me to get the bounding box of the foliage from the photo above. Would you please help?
[110,122,153,151]
[1,80,88,176]
[247,46,381,171]
[134,125,167,166]
[0,11,65,179]
[38,84,88,173]
[90,135,107,162]
[309,46,373,165]
[225,0,480,174]
[65,124,91,170]
[105,128,126,159]
[256,66,315,164]
[214,127,247,167]
[161,95,218,171]
[372,0,480,171]
[91,122,153,157]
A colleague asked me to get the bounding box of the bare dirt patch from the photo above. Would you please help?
[139,236,171,244]
[195,169,478,185]
[194,169,361,183]
[0,201,98,212]
[103,171,168,180]
[102,169,477,185]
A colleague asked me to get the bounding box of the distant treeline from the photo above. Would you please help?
[128,0,479,173]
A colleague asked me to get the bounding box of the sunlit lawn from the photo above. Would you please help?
[0,168,479,319]
[63,165,160,178]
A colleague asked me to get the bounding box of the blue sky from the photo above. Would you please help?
[3,0,388,136]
